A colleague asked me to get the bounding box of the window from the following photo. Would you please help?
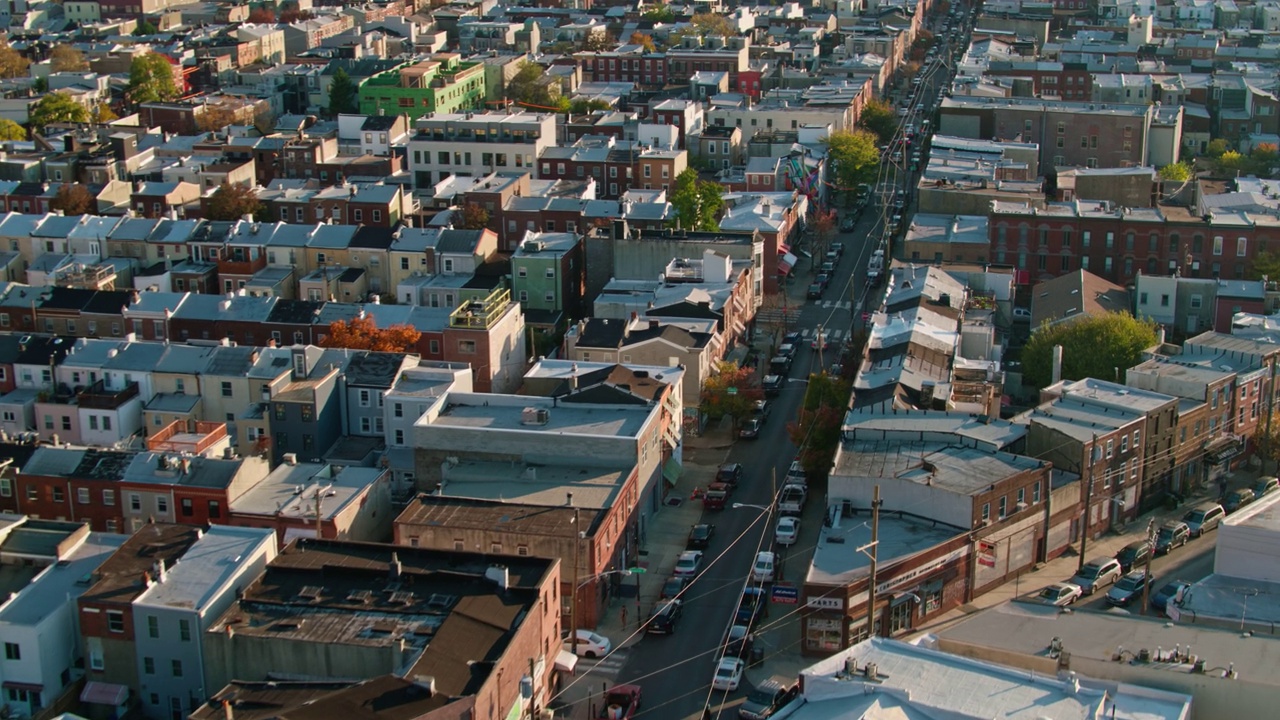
[1213,236,1223,255]
[4,642,18,660]
[89,415,98,431]
[143,657,155,675]
[1017,487,1026,507]
[209,500,221,518]
[394,429,404,444]
[179,619,191,642]
[148,615,159,638]
[1106,439,1114,458]
[221,381,233,397]
[102,488,114,505]
[981,503,990,521]
[1238,238,1247,257]
[181,498,193,516]
[458,340,476,354]
[107,610,124,633]
[0,478,8,497]
[77,487,89,504]
[998,496,1007,518]
[130,493,141,511]
[157,496,168,514]
[53,487,64,503]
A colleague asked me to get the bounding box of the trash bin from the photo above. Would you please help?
[750,647,765,668]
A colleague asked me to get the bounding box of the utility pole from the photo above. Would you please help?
[816,324,825,370]
[865,485,882,639]
[1078,435,1097,573]
[314,486,323,539]
[1140,518,1156,614]
[568,492,578,644]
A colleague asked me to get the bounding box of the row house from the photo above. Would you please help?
[407,112,557,189]
[665,42,751,90]
[574,45,667,87]
[987,200,1280,287]
[983,60,1094,101]
[278,134,339,182]
[538,136,687,198]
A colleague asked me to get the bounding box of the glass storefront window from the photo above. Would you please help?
[806,617,843,652]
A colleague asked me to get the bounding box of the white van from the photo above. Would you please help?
[751,551,776,583]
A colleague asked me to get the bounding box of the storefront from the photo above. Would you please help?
[800,531,971,657]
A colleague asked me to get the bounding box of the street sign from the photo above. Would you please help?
[771,583,798,604]
[627,567,646,574]
[727,387,738,395]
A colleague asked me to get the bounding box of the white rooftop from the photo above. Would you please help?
[807,508,960,586]
[0,532,124,626]
[229,462,386,522]
[133,525,274,612]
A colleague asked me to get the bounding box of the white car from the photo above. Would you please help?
[1037,582,1083,607]
[674,550,704,576]
[712,657,745,691]
[775,517,800,546]
[563,629,611,658]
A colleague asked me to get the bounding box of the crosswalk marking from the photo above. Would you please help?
[581,648,630,676]
[820,301,853,310]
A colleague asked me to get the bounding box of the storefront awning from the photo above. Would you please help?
[662,457,683,486]
[731,319,747,337]
[777,252,798,275]
[3,681,42,693]
[81,681,129,706]
[1206,433,1244,464]
[554,649,578,674]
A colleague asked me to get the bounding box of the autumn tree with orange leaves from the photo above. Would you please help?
[319,316,421,352]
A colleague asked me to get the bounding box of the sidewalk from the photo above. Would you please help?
[740,465,1267,687]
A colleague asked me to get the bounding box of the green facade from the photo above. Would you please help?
[358,59,486,120]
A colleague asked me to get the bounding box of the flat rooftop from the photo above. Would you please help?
[134,525,275,612]
[807,510,962,586]
[833,441,1042,495]
[438,459,627,509]
[428,393,650,438]
[230,463,385,522]
[794,637,1191,720]
[0,532,125,626]
[842,408,1027,450]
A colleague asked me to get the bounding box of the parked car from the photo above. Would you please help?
[830,242,845,255]
[1106,570,1153,607]
[1225,487,1256,513]
[564,629,611,658]
[724,623,754,658]
[646,599,682,635]
[751,551,776,583]
[1012,307,1032,323]
[775,516,800,546]
[807,283,824,299]
[596,685,641,719]
[778,342,798,359]
[660,575,688,600]
[762,374,785,396]
[1150,580,1191,614]
[702,483,730,511]
[1036,582,1082,607]
[674,550,703,576]
[1154,521,1191,554]
[1183,502,1225,536]
[840,215,856,232]
[815,273,831,288]
[1115,540,1153,573]
[769,355,793,376]
[736,587,766,627]
[1070,558,1122,595]
[1254,476,1280,497]
[820,261,836,274]
[785,461,807,486]
[739,417,764,439]
[783,331,803,346]
[716,463,743,486]
[810,334,834,351]
[687,523,716,550]
[738,678,799,720]
[712,658,746,691]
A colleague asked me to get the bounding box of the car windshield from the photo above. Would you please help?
[1158,583,1183,596]
[1039,587,1061,599]
[746,687,776,704]
[1184,510,1206,522]
[1078,564,1102,578]
[1157,529,1175,540]
[1116,577,1143,591]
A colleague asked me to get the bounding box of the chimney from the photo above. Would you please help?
[649,319,660,330]
[389,551,403,579]
[223,700,234,720]
[411,676,436,696]
[1051,344,1063,385]
[155,559,168,584]
[485,563,510,590]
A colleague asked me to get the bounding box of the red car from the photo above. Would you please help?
[598,685,642,719]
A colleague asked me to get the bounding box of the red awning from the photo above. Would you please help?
[777,252,798,276]
[81,681,129,706]
[778,242,792,254]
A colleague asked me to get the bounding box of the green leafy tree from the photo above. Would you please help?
[1216,150,1246,175]
[1158,161,1192,182]
[0,43,30,79]
[1254,422,1280,473]
[135,19,159,35]
[29,92,89,132]
[670,168,724,231]
[1248,250,1280,281]
[127,53,179,105]
[1022,312,1160,388]
[506,61,555,108]
[642,5,675,22]
[824,129,880,198]
[327,68,358,116]
[569,98,612,114]
[700,361,763,426]
[858,99,897,144]
[787,372,853,477]
[458,202,490,230]
[668,13,735,46]
[1249,143,1278,177]
[1205,138,1230,158]
[204,181,266,221]
[0,118,24,141]
[579,31,617,52]
[628,32,656,52]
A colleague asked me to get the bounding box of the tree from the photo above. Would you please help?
[641,5,675,22]
[579,31,617,52]
[1254,422,1280,473]
[127,53,179,105]
[135,19,159,35]
[196,104,240,132]
[247,7,276,22]
[824,129,880,198]
[29,92,89,132]
[787,372,852,477]
[670,168,724,231]
[569,98,612,114]
[0,43,29,79]
[668,13,735,46]
[1249,143,1278,177]
[1247,250,1280,281]
[50,46,88,73]
[812,209,837,255]
[1021,312,1160,388]
[1205,138,1230,158]
[279,8,314,22]
[629,32,656,52]
[49,183,96,215]
[253,106,277,135]
[506,60,555,108]
[1158,161,1192,182]
[319,316,421,352]
[327,68,358,116]
[700,361,763,426]
[1215,150,1246,176]
[858,99,897,144]
[0,118,24,141]
[93,103,119,124]
[204,181,266,221]
[458,202,490,230]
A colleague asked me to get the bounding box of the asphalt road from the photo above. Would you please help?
[1073,533,1217,613]
[600,10,970,718]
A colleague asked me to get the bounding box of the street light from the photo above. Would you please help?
[575,568,639,590]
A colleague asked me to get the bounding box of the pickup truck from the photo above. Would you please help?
[702,482,731,511]
[736,587,766,626]
[598,684,642,719]
[785,461,807,488]
[778,485,807,516]
[867,249,885,286]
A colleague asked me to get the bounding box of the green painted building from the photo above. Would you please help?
[358,53,486,120]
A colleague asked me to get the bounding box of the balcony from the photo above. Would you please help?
[78,380,140,411]
[449,288,511,330]
[218,252,268,277]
